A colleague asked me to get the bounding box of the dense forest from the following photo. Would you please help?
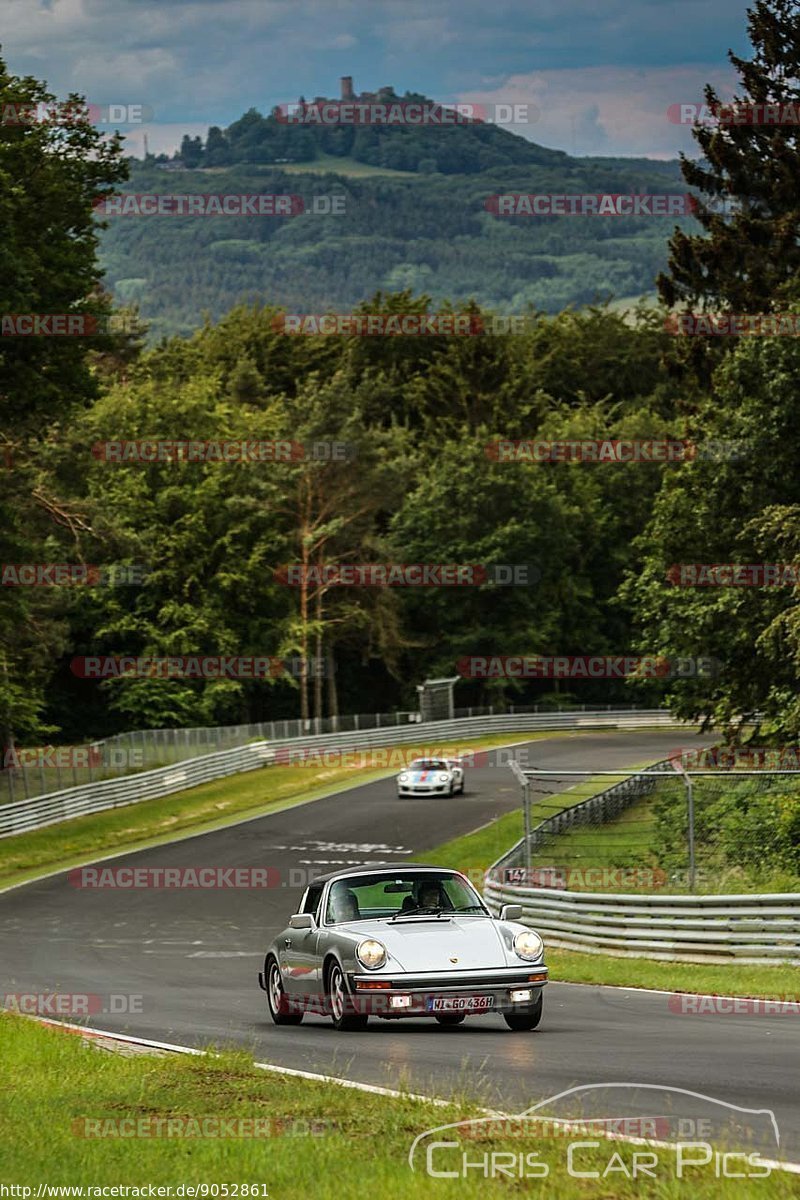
[4,0,800,752]
[99,150,690,339]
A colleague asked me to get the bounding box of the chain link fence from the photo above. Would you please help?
[0,703,671,810]
[0,710,420,805]
[0,702,653,807]
[495,757,800,895]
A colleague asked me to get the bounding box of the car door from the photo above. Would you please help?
[282,884,323,1000]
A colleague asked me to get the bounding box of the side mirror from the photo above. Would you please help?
[500,904,523,921]
[289,913,315,930]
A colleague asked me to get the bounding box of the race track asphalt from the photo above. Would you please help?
[2,730,797,1163]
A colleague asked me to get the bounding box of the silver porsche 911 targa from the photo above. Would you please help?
[258,864,547,1031]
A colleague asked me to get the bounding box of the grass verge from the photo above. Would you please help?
[0,732,565,890]
[1,1012,794,1197]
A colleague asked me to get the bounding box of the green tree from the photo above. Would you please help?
[658,0,800,313]
[0,52,127,756]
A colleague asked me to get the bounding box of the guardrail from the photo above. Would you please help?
[483,877,800,965]
[0,708,684,838]
[484,761,800,965]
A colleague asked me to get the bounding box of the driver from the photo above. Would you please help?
[417,881,446,910]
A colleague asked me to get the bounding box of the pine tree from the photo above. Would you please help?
[658,0,800,313]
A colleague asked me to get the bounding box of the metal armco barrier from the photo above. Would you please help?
[0,709,683,838]
[483,876,800,965]
[485,761,800,965]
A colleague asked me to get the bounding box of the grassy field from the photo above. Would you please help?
[280,153,418,177]
[1,1012,795,1197]
[418,770,632,878]
[192,154,419,177]
[0,732,565,890]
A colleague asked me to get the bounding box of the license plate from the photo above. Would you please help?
[426,995,495,1012]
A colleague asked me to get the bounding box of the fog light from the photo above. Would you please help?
[510,988,532,1003]
[389,994,412,1009]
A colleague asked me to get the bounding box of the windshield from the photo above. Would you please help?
[324,872,488,924]
[408,759,448,771]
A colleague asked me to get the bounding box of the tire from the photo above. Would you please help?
[265,956,303,1026]
[504,993,543,1032]
[327,961,369,1031]
[435,1013,466,1026]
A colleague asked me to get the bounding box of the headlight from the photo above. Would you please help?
[513,931,544,962]
[398,773,409,783]
[437,773,449,782]
[356,939,387,970]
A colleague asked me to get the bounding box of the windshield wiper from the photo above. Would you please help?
[389,905,449,921]
[452,905,486,913]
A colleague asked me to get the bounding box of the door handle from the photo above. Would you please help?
[284,938,292,948]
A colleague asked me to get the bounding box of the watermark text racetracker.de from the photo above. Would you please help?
[486,439,745,462]
[2,745,143,771]
[668,744,800,770]
[271,744,532,768]
[1,563,147,587]
[456,654,719,680]
[668,992,800,1017]
[275,99,539,126]
[68,866,281,889]
[665,311,800,336]
[73,1116,328,1138]
[0,100,154,125]
[667,563,800,586]
[486,193,696,217]
[67,864,492,890]
[93,193,346,217]
[91,440,354,463]
[69,655,330,680]
[2,992,143,1016]
[668,100,800,125]
[499,866,668,890]
[275,563,537,586]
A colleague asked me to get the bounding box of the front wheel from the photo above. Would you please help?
[435,1013,466,1026]
[327,961,368,1031]
[504,993,543,1031]
[266,957,303,1025]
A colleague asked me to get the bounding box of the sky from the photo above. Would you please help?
[1,0,755,159]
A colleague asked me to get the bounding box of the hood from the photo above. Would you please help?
[338,915,510,973]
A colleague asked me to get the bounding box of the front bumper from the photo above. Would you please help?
[397,783,451,796]
[350,965,547,1017]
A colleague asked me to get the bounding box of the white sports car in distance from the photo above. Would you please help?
[397,757,464,797]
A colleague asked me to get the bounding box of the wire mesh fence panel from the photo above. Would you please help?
[0,710,424,805]
[495,762,800,895]
[659,767,800,895]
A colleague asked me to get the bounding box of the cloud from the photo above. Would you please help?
[458,64,739,158]
[0,0,753,156]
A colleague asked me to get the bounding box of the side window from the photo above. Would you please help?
[301,884,322,918]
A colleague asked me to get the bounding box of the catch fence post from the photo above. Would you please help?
[686,773,696,893]
[523,780,532,875]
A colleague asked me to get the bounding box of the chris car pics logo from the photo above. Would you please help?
[408,1083,781,1181]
